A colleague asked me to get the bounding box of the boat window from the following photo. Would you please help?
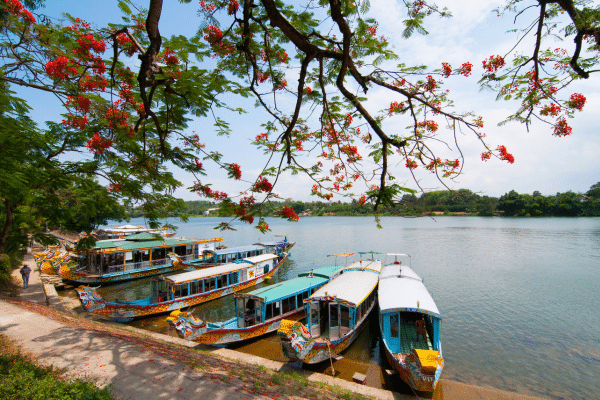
[265,302,273,320]
[217,274,227,289]
[356,303,362,322]
[229,271,239,285]
[191,281,201,295]
[204,277,216,292]
[263,264,269,274]
[296,293,304,309]
[390,314,399,338]
[173,284,187,298]
[282,296,292,314]
[272,301,281,317]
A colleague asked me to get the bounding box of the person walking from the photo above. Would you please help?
[20,264,31,288]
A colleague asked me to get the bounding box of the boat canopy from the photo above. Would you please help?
[242,274,329,303]
[378,264,439,316]
[166,253,278,284]
[241,253,278,264]
[255,241,286,247]
[207,245,265,255]
[167,263,247,284]
[298,265,342,279]
[89,237,221,252]
[343,260,383,274]
[310,268,379,306]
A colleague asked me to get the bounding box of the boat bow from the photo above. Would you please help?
[166,309,208,340]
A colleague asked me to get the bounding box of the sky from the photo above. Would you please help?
[18,0,600,202]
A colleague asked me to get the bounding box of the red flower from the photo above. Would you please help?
[566,93,586,111]
[277,206,299,222]
[496,145,515,163]
[482,55,506,74]
[252,176,272,193]
[459,62,473,77]
[389,101,404,114]
[441,62,452,78]
[228,163,242,180]
[86,133,113,155]
[553,119,572,137]
[405,159,418,170]
[424,75,437,92]
[227,0,239,15]
[45,56,78,80]
[481,151,492,161]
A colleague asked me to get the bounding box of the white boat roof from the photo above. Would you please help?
[243,253,278,263]
[378,263,439,316]
[166,254,276,284]
[310,267,380,306]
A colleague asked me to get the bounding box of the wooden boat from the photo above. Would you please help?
[378,253,443,392]
[59,233,223,285]
[277,255,382,364]
[76,252,288,322]
[166,265,342,345]
[195,244,274,267]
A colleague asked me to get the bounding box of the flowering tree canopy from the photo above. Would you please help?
[1,0,598,233]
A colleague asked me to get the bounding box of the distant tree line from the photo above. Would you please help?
[126,182,600,219]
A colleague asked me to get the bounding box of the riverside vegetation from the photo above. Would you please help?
[127,183,600,219]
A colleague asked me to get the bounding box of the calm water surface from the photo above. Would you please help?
[93,216,600,399]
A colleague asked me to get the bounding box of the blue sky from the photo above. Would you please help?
[21,0,600,202]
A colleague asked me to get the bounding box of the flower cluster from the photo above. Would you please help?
[441,62,452,78]
[566,93,586,111]
[45,56,78,80]
[482,55,506,74]
[116,33,137,56]
[417,120,439,133]
[424,75,437,92]
[497,145,515,163]
[3,0,36,24]
[277,206,299,222]
[553,119,572,137]
[405,159,418,170]
[540,103,561,117]
[86,133,113,155]
[192,181,228,200]
[227,0,239,15]
[389,101,404,114]
[459,62,473,77]
[228,163,242,180]
[252,176,273,193]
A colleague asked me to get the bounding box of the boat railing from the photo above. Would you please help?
[103,257,171,274]
[178,254,196,262]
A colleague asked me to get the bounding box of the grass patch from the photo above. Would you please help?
[0,335,115,400]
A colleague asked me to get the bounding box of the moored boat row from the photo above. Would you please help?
[68,240,442,392]
[76,251,288,322]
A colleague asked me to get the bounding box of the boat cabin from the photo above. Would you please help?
[378,263,442,356]
[150,253,279,303]
[200,245,268,266]
[304,260,382,341]
[234,265,341,329]
[81,235,222,275]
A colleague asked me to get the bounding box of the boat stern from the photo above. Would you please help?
[400,349,444,392]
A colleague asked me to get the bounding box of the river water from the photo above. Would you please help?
[89,216,600,399]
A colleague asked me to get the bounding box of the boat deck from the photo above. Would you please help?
[400,317,432,354]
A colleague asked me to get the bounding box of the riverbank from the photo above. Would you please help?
[2,251,552,400]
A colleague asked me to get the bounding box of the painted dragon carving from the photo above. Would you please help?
[167,309,207,340]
